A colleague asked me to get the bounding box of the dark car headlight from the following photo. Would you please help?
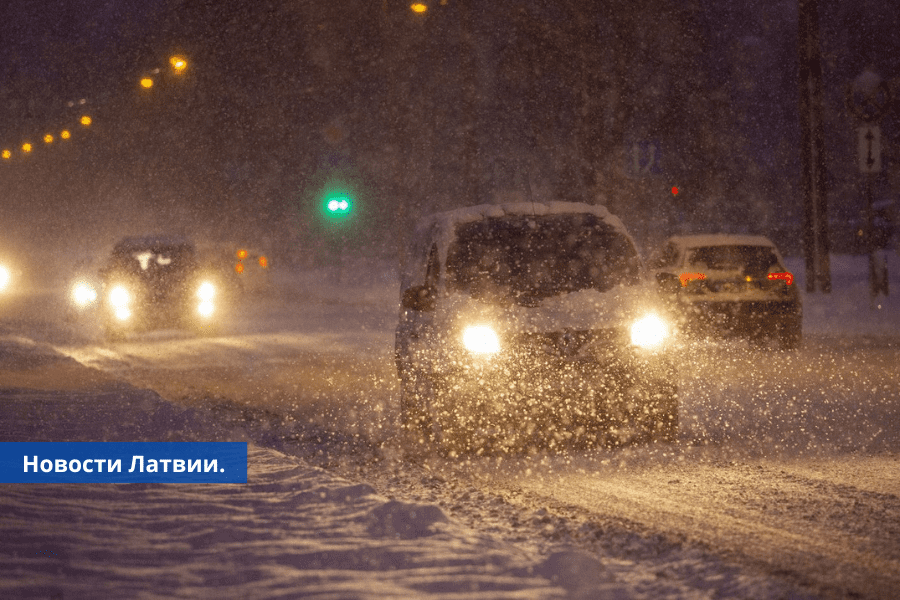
[0,265,10,292]
[108,285,132,321]
[71,281,98,307]
[196,281,216,317]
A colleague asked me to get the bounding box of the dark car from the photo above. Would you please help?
[647,234,802,349]
[71,235,223,339]
[395,202,678,453]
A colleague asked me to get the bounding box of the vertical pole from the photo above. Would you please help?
[798,0,831,292]
[864,174,876,300]
[382,1,411,276]
[457,0,482,205]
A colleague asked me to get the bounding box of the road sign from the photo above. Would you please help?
[629,141,662,176]
[858,125,881,174]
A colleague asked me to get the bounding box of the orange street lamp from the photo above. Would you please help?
[140,77,154,89]
[170,55,187,73]
[411,3,427,13]
[22,142,33,153]
[2,150,11,160]
[44,134,54,144]
[61,130,71,140]
[80,115,92,126]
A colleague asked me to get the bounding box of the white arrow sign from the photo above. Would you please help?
[858,125,881,174]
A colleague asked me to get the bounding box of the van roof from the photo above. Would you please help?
[401,201,635,292]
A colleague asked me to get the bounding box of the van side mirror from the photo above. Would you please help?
[401,285,436,312]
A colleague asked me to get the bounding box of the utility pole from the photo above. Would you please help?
[798,0,831,293]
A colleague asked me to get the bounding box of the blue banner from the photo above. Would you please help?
[1,442,247,483]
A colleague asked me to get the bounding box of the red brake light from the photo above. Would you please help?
[767,272,793,285]
[679,272,706,287]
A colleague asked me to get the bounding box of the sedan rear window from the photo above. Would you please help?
[687,245,781,274]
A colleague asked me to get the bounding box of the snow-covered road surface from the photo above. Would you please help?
[0,337,824,600]
[0,342,614,600]
[3,253,900,599]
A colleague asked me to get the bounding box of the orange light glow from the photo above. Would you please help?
[258,256,268,268]
[170,56,187,73]
[411,2,427,13]
[679,272,706,287]
[2,150,11,159]
[44,134,54,144]
[767,272,794,285]
[80,115,92,126]
[140,77,154,89]
[22,142,32,153]
[236,249,248,260]
[235,263,245,274]
[61,130,71,139]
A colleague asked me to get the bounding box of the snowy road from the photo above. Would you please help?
[41,259,900,600]
[5,256,900,598]
[55,331,900,600]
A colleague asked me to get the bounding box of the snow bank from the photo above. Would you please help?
[785,253,900,336]
[1,441,592,599]
[0,340,616,599]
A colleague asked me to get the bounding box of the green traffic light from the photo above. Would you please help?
[327,197,350,213]
[323,192,353,219]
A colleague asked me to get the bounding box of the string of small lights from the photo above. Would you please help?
[4,0,437,163]
[1,55,188,163]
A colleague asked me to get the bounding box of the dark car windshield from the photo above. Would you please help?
[446,213,641,305]
[687,245,781,275]
[108,242,197,277]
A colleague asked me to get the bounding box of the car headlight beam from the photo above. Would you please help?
[630,313,669,350]
[197,281,215,301]
[108,285,133,321]
[197,300,214,317]
[109,285,131,308]
[462,325,501,355]
[72,281,98,307]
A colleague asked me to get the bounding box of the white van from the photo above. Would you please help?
[394,202,678,452]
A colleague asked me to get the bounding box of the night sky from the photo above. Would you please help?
[0,0,897,265]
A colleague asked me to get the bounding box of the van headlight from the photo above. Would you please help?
[630,313,669,350]
[462,325,501,355]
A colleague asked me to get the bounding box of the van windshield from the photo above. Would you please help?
[446,214,641,305]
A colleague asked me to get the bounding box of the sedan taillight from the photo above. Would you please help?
[767,272,793,285]
[679,272,706,287]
